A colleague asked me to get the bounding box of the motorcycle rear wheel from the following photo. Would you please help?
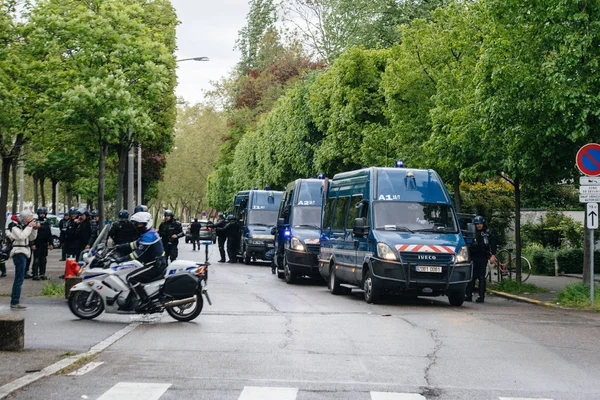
[166,292,203,322]
[68,291,104,320]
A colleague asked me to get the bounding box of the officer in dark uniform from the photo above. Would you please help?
[158,210,183,264]
[32,207,53,280]
[64,209,80,259]
[189,218,201,251]
[88,210,101,248]
[466,215,497,303]
[224,215,239,264]
[59,213,70,261]
[214,214,228,262]
[109,210,137,245]
[75,210,92,258]
[115,212,166,311]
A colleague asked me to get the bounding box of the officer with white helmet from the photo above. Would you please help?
[115,211,166,310]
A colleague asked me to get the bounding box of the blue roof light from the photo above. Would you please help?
[317,173,325,179]
[395,160,404,168]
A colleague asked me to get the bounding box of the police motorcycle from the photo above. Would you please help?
[67,226,211,322]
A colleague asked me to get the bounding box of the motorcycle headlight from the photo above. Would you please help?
[377,243,397,261]
[456,246,470,263]
[290,237,305,251]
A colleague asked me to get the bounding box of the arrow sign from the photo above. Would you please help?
[588,203,599,230]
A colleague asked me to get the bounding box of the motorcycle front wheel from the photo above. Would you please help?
[68,291,105,320]
[165,292,204,322]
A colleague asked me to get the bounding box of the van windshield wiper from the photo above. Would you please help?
[380,225,414,233]
[294,224,320,229]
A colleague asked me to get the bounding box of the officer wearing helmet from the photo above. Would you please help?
[59,212,70,261]
[87,210,101,248]
[75,209,92,258]
[158,210,183,264]
[115,212,166,311]
[134,205,148,213]
[466,215,497,303]
[224,215,240,264]
[214,213,228,262]
[32,207,53,280]
[109,210,137,245]
[64,209,80,259]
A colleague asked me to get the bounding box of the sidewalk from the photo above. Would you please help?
[0,251,133,387]
[488,273,598,305]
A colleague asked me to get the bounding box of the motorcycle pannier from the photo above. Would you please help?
[163,273,198,299]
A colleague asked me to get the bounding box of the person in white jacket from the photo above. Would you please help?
[7,210,38,310]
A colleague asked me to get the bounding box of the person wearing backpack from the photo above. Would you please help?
[6,210,38,310]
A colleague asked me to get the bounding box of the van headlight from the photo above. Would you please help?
[456,246,470,263]
[291,237,305,252]
[377,243,397,261]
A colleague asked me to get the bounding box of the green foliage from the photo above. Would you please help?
[556,283,600,311]
[41,281,65,297]
[522,211,584,249]
[493,279,548,295]
[524,244,556,276]
[523,244,600,275]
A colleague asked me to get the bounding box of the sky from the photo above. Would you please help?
[171,0,250,105]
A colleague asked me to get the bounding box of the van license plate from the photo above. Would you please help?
[416,265,442,273]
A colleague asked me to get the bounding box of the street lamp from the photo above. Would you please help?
[176,56,210,62]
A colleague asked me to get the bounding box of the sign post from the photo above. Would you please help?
[577,144,600,307]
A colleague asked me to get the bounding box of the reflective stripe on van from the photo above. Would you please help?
[394,244,454,253]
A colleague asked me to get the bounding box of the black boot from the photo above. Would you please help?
[132,284,150,311]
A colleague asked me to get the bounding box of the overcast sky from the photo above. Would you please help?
[171,0,250,105]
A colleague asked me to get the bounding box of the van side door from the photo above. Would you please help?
[331,196,351,282]
[346,195,365,285]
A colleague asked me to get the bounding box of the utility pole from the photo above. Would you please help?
[18,150,24,212]
[137,144,142,205]
[127,129,134,214]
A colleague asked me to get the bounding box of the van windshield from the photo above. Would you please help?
[247,210,279,226]
[291,206,321,229]
[373,202,458,233]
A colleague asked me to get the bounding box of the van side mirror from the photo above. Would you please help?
[270,226,277,236]
[353,218,369,237]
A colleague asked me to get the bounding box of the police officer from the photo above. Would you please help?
[466,216,497,303]
[214,214,228,263]
[158,210,183,264]
[115,212,166,311]
[32,207,53,281]
[189,218,201,251]
[59,213,70,261]
[224,215,239,264]
[109,210,137,245]
[87,210,100,248]
[64,209,80,259]
[134,205,148,213]
[75,210,92,258]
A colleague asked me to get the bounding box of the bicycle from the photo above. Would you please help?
[486,248,532,283]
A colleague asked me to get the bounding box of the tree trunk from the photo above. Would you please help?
[67,188,73,210]
[97,131,109,229]
[11,157,18,214]
[514,176,522,283]
[40,177,46,207]
[116,143,128,217]
[0,157,12,234]
[51,179,58,215]
[583,217,591,285]
[453,168,461,212]
[33,175,39,212]
[87,199,93,211]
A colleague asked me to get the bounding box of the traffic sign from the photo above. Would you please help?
[580,186,600,203]
[581,176,600,186]
[588,203,598,230]
[576,143,600,176]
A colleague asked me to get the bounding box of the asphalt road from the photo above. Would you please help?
[7,242,600,400]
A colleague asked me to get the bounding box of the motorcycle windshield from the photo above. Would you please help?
[90,225,110,254]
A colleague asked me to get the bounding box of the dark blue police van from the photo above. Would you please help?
[318,167,472,305]
[233,189,283,264]
[272,178,327,283]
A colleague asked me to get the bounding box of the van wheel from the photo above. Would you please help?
[363,269,381,304]
[329,264,350,295]
[243,247,251,265]
[448,287,465,306]
[284,259,296,284]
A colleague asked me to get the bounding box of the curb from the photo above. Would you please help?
[487,289,558,308]
[562,274,600,283]
[0,323,139,399]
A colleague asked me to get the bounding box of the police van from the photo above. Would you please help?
[233,189,283,264]
[318,166,472,306]
[272,178,327,283]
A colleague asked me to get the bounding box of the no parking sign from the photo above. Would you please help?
[576,143,600,177]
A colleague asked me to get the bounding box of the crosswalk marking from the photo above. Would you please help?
[96,382,171,400]
[238,386,298,400]
[68,361,104,376]
[371,392,426,400]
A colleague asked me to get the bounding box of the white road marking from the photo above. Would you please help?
[68,361,104,376]
[371,392,426,400]
[0,323,139,400]
[238,386,298,400]
[97,382,171,400]
[499,398,553,400]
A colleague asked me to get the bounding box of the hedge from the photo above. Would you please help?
[525,248,600,275]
